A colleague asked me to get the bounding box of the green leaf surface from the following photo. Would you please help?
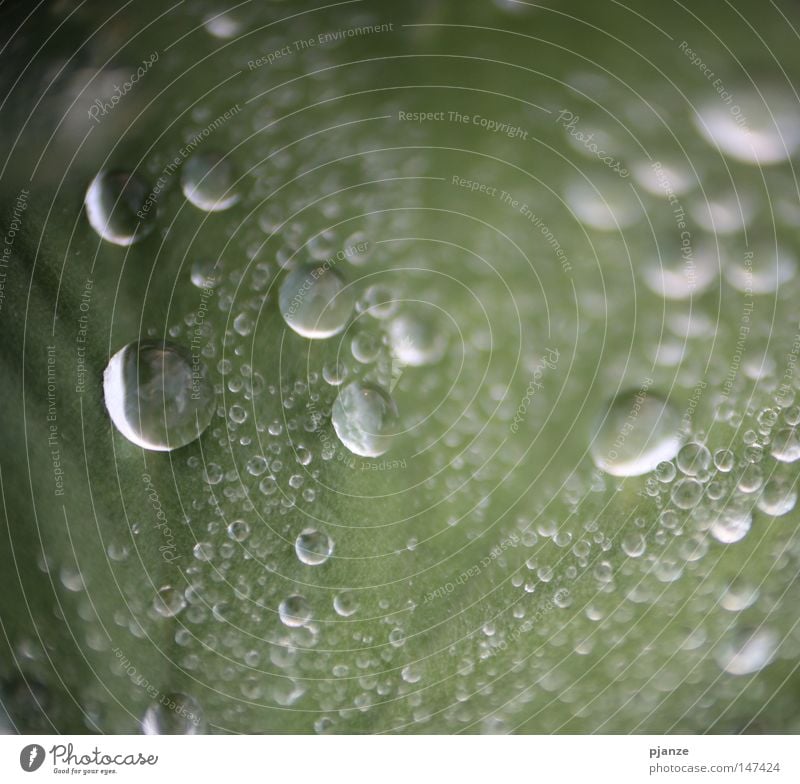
[1,0,800,734]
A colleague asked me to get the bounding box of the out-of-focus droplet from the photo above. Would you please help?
[141,693,205,734]
[590,390,682,477]
[181,152,239,212]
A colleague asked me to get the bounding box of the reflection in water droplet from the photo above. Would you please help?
[85,170,156,246]
[295,528,333,565]
[141,693,205,734]
[103,341,216,451]
[279,595,312,627]
[181,152,239,212]
[279,264,354,338]
[331,382,399,458]
[716,628,778,675]
[389,313,447,366]
[590,390,682,477]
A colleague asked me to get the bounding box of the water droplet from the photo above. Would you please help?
[103,341,215,451]
[279,264,354,338]
[333,591,359,617]
[190,258,223,289]
[720,580,759,612]
[590,390,682,477]
[331,381,399,458]
[389,313,447,366]
[710,504,752,544]
[153,586,186,618]
[714,449,735,472]
[141,693,205,734]
[694,94,800,165]
[227,519,251,542]
[621,531,646,558]
[676,442,711,476]
[716,628,778,675]
[84,170,156,245]
[181,152,238,211]
[757,477,797,516]
[323,361,348,386]
[771,428,800,462]
[725,244,796,295]
[295,528,333,565]
[279,595,312,627]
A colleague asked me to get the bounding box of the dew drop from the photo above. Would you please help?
[331,381,399,458]
[279,264,354,338]
[141,693,205,734]
[771,428,800,462]
[590,391,682,477]
[295,528,334,565]
[153,586,186,618]
[710,504,752,544]
[190,258,223,289]
[181,152,239,211]
[333,591,359,617]
[716,628,778,675]
[757,477,797,516]
[676,442,711,476]
[103,340,215,451]
[84,170,156,246]
[279,595,312,627]
[389,313,447,367]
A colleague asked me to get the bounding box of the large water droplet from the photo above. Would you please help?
[331,381,399,458]
[103,340,215,451]
[279,264,354,338]
[295,528,333,565]
[590,390,682,477]
[85,170,156,246]
[181,152,239,212]
[141,693,205,734]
